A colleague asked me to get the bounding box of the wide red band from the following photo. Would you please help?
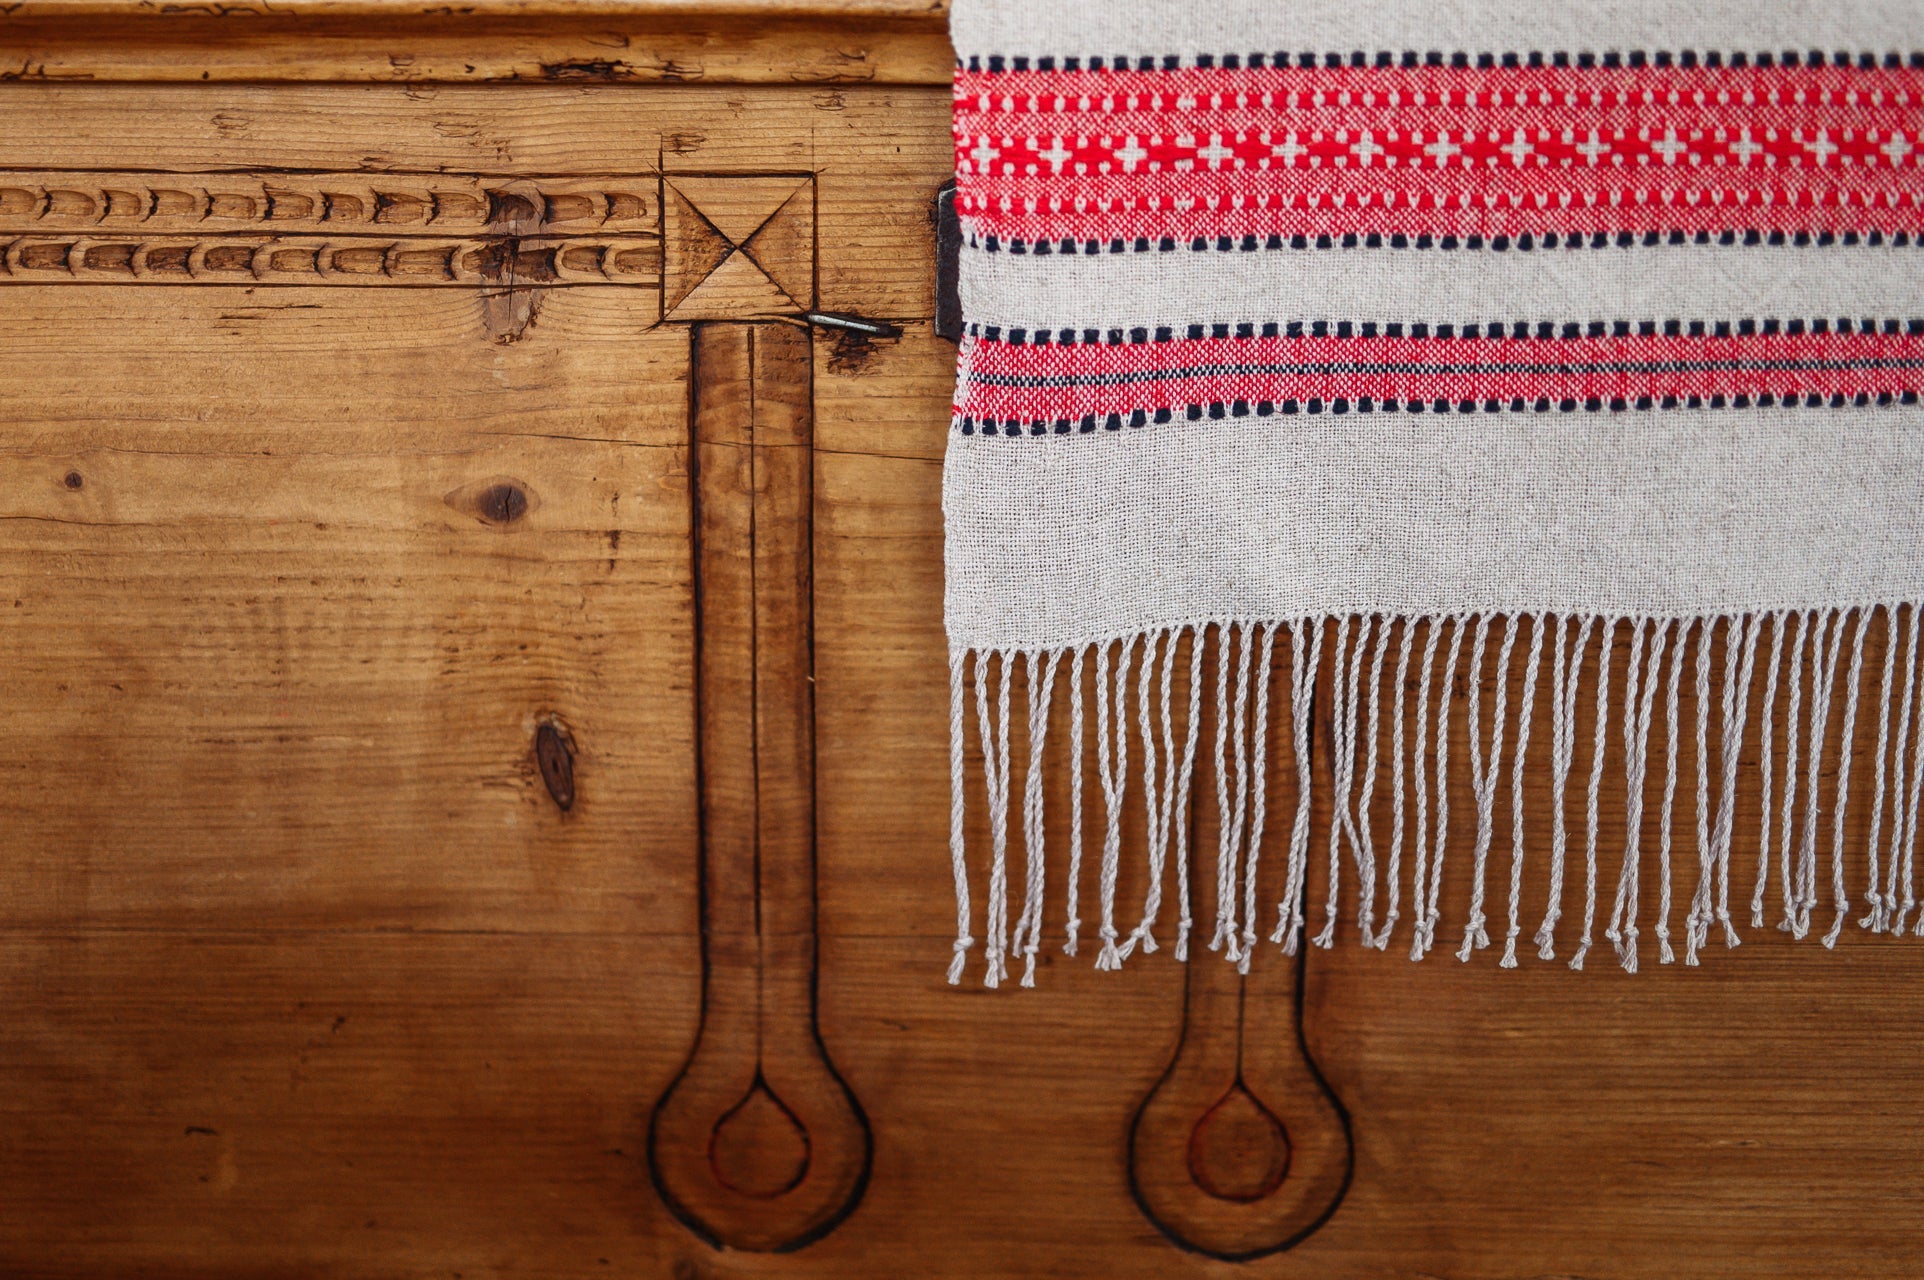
[954,63,1924,242]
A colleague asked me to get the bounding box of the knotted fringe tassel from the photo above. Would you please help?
[1091,638,1132,971]
[1275,619,1324,954]
[1012,650,1063,986]
[1534,614,1593,961]
[947,648,972,985]
[1875,606,1922,937]
[947,605,1924,984]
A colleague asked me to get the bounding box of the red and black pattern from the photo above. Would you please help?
[953,45,1924,430]
[956,320,1924,433]
[955,56,1924,244]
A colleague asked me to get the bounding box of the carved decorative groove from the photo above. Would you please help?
[663,174,814,319]
[0,171,663,289]
[1131,952,1352,1260]
[646,295,867,1247]
[0,172,657,235]
[1129,639,1352,1260]
[0,234,662,286]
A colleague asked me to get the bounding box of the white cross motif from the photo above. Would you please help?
[1348,130,1386,167]
[1113,135,1148,172]
[1270,131,1310,165]
[1801,129,1839,165]
[1499,129,1536,167]
[1197,133,1236,169]
[1035,137,1073,174]
[1881,131,1915,165]
[1727,128,1766,165]
[968,138,1001,171]
[1650,128,1690,165]
[1574,130,1612,165]
[1422,134,1461,165]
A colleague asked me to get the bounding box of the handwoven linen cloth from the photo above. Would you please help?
[942,0,1924,985]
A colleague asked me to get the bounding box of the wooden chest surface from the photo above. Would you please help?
[1,5,1921,1277]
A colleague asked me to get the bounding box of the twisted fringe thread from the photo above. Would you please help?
[947,606,1924,985]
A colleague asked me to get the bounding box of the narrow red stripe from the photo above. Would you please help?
[956,331,1924,424]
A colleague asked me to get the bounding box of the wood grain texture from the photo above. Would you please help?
[0,3,955,86]
[0,63,1920,1280]
[8,0,947,14]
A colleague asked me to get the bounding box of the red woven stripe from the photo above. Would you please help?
[954,64,1924,241]
[956,330,1924,424]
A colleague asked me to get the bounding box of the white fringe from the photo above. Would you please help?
[1684,619,1715,964]
[1407,617,1444,960]
[1793,611,1847,939]
[1356,616,1391,944]
[1331,615,1376,949]
[1172,629,1206,960]
[1241,624,1279,969]
[1313,615,1357,950]
[1889,606,1922,936]
[1655,620,1689,965]
[1825,611,1870,949]
[1276,618,1324,953]
[1864,606,1900,934]
[1092,639,1133,971]
[947,648,973,985]
[1572,616,1619,971]
[1064,645,1087,956]
[1753,611,1791,930]
[1379,617,1414,949]
[974,649,1014,988]
[1712,615,1763,949]
[1211,622,1250,960]
[1014,649,1063,986]
[1899,608,1924,937]
[1608,619,1665,973]
[1424,616,1470,959]
[1117,631,1167,964]
[1777,611,1814,938]
[946,604,1924,982]
[1535,613,1592,960]
[1458,614,1512,962]
[1500,614,1548,968]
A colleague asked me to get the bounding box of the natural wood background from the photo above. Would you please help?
[0,40,1921,1280]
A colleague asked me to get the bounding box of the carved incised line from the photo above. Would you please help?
[0,172,662,288]
[646,176,869,1253]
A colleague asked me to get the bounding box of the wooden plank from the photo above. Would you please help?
[4,929,1918,1278]
[0,286,683,452]
[0,932,700,1280]
[8,0,948,15]
[1,65,1921,1279]
[0,3,954,86]
[0,286,697,934]
[803,938,1924,1279]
